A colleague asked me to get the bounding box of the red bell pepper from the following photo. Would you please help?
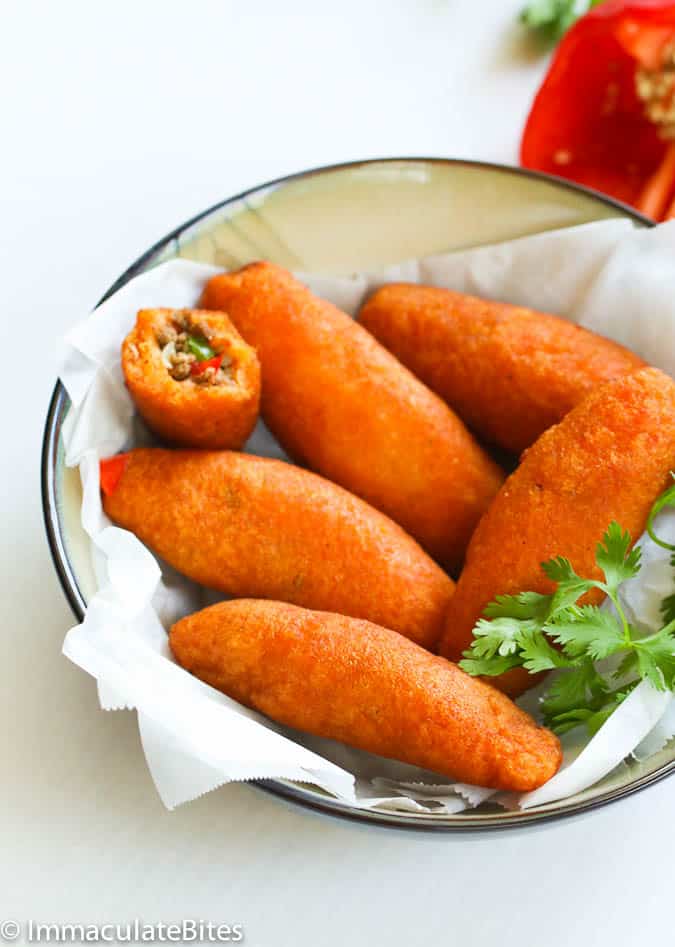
[521,0,675,219]
[100,454,129,497]
[190,353,223,376]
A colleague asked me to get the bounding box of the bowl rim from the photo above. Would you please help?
[42,155,667,831]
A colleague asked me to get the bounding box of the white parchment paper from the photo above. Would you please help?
[59,219,675,812]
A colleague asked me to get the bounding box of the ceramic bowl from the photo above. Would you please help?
[44,158,672,829]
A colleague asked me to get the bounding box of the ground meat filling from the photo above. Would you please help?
[156,311,235,386]
[636,42,675,137]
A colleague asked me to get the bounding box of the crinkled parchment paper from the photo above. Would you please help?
[59,219,675,812]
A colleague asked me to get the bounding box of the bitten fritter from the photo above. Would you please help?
[101,448,455,650]
[359,284,646,454]
[170,599,562,792]
[122,307,260,449]
[439,368,675,696]
[199,263,504,571]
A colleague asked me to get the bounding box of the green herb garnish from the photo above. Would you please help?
[647,475,675,625]
[519,0,605,46]
[186,334,216,362]
[460,480,675,735]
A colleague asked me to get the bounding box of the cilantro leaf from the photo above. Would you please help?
[544,698,624,736]
[541,556,595,614]
[635,648,666,691]
[483,591,551,622]
[518,627,572,673]
[541,555,580,586]
[458,654,522,677]
[595,522,641,593]
[613,650,638,682]
[546,604,627,660]
[469,617,524,658]
[541,661,604,719]
[547,710,595,736]
[634,624,675,692]
[661,591,675,626]
[461,590,556,675]
[586,704,620,736]
[542,674,635,736]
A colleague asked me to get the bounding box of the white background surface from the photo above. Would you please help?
[1,2,668,945]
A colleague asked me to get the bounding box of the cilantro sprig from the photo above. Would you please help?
[519,0,605,46]
[460,480,675,735]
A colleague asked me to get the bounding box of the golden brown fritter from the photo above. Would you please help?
[122,307,260,449]
[101,447,455,650]
[439,368,675,696]
[359,284,646,454]
[199,263,504,571]
[170,599,562,792]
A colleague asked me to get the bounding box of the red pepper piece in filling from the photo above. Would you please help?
[190,354,224,376]
[100,454,129,496]
[521,0,675,219]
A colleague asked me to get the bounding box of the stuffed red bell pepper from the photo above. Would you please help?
[521,0,675,220]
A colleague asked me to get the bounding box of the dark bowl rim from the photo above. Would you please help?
[42,155,668,832]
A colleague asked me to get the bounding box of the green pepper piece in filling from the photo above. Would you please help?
[186,334,216,361]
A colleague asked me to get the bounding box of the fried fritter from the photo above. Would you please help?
[359,284,646,453]
[101,447,454,649]
[170,599,562,792]
[199,263,504,570]
[122,307,260,449]
[439,368,675,696]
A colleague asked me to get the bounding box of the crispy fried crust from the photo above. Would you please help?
[359,284,646,454]
[102,448,455,649]
[170,599,562,791]
[122,308,260,449]
[439,368,675,695]
[199,263,504,570]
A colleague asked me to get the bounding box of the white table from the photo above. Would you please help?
[2,2,666,944]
